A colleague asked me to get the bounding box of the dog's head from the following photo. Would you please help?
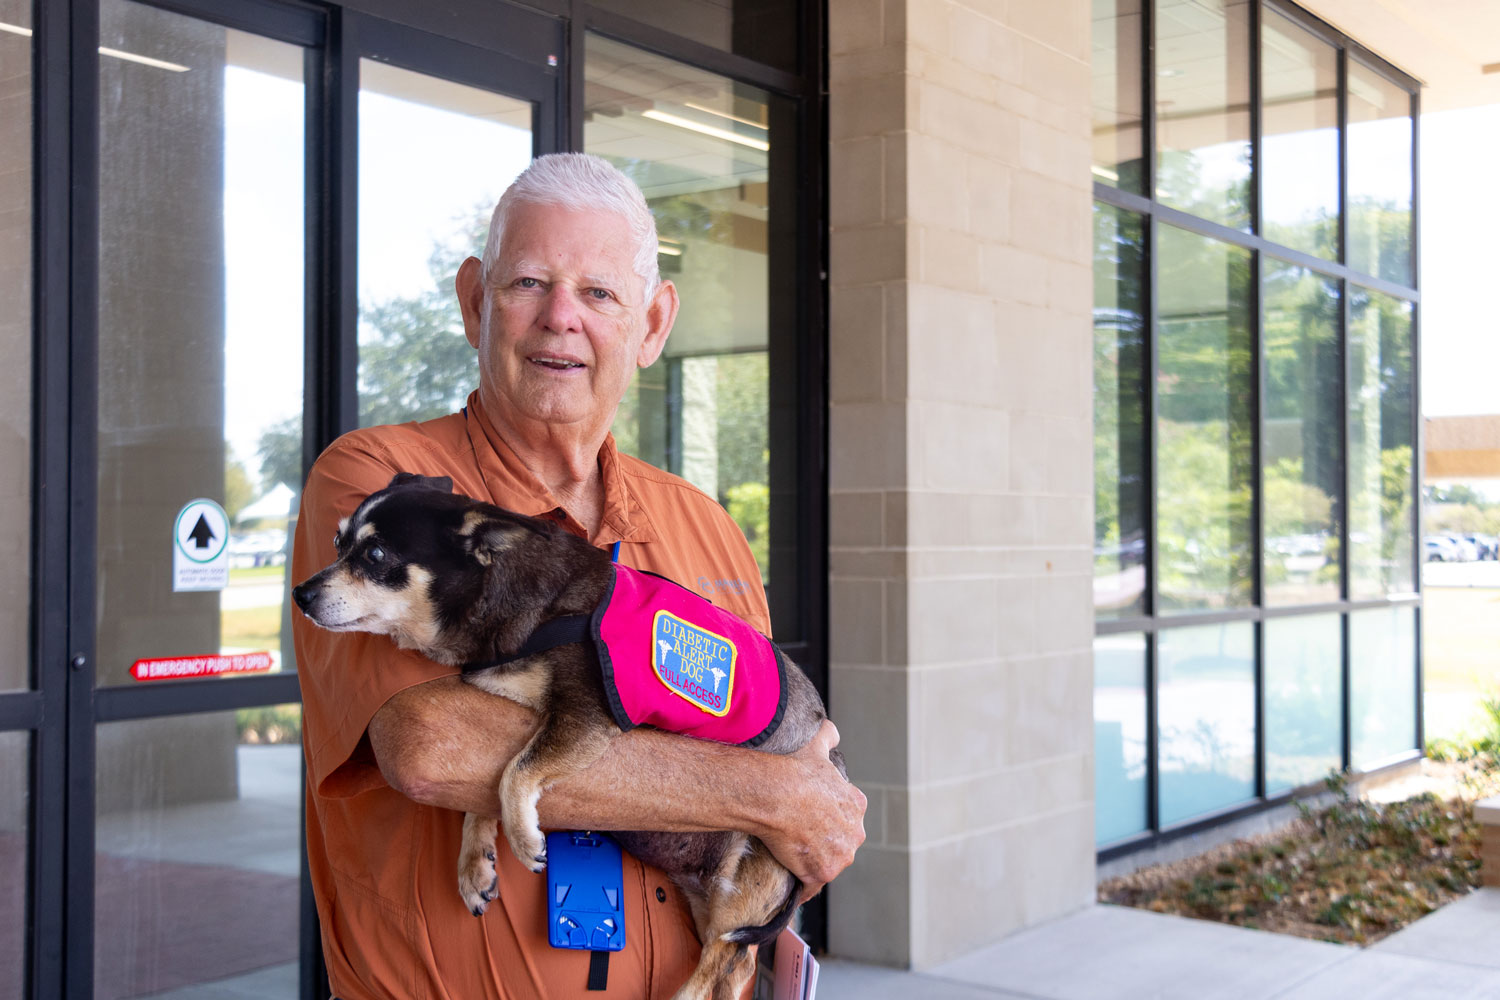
[291,472,580,662]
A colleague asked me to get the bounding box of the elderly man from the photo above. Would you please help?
[291,153,865,999]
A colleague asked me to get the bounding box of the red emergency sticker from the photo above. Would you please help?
[130,652,274,681]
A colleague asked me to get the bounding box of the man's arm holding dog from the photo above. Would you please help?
[368,676,865,894]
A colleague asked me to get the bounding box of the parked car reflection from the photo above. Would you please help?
[227,529,287,568]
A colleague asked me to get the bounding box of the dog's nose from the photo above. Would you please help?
[292,583,315,612]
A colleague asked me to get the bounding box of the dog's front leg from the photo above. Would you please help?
[499,712,615,873]
[458,813,502,916]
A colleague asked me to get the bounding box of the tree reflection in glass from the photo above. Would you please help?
[1154,0,1252,231]
[1348,62,1413,286]
[1093,204,1148,618]
[1348,288,1415,596]
[1263,259,1340,606]
[1091,0,1145,193]
[1156,225,1253,612]
[1261,8,1338,259]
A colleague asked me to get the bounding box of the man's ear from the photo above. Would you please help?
[387,472,454,493]
[456,256,486,350]
[636,279,679,369]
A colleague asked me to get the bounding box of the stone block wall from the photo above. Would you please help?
[827,0,1097,968]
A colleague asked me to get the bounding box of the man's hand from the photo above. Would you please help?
[756,720,867,902]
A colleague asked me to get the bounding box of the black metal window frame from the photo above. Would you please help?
[14,0,829,995]
[1093,0,1424,863]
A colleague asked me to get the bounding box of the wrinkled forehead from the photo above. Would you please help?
[493,203,640,284]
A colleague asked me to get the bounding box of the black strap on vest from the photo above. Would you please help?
[587,950,609,991]
[460,614,592,674]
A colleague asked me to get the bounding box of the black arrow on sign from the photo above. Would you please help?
[187,513,217,549]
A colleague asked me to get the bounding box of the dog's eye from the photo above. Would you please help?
[332,532,343,554]
[366,546,385,565]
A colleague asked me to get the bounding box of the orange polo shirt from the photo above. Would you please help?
[291,391,770,1000]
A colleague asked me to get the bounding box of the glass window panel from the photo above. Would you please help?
[1263,259,1341,606]
[0,0,31,693]
[1095,634,1148,845]
[356,61,532,428]
[1348,62,1413,285]
[1264,614,1341,795]
[1260,9,1338,258]
[96,708,302,997]
[1350,607,1417,768]
[0,731,27,998]
[1156,225,1253,612]
[1093,204,1147,618]
[586,36,789,626]
[588,0,795,72]
[1157,622,1255,826]
[1091,0,1144,192]
[97,0,306,687]
[1348,288,1415,597]
[1154,0,1252,230]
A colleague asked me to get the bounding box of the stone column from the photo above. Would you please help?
[827,0,1096,968]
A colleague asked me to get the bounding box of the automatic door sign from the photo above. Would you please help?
[173,498,230,592]
[130,651,273,682]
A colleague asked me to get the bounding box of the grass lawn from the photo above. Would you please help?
[221,604,282,653]
[228,564,287,584]
[1423,587,1500,741]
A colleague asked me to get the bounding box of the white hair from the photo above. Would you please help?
[480,152,660,300]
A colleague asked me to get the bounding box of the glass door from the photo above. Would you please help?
[57,3,561,998]
[351,25,545,427]
[89,3,313,996]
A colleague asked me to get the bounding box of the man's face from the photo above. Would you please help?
[458,201,677,436]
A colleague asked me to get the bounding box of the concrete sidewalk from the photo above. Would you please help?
[817,888,1500,999]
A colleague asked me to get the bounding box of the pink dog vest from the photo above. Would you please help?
[591,565,788,747]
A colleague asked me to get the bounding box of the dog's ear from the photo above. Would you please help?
[387,472,454,493]
[462,516,519,567]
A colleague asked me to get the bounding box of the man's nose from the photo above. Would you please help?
[537,284,583,332]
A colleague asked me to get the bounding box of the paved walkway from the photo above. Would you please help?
[817,889,1500,999]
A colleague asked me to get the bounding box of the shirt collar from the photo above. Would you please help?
[462,390,657,546]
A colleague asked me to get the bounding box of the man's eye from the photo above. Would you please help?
[516,277,540,289]
[366,546,385,565]
[588,288,612,301]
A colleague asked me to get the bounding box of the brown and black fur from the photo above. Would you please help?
[293,472,845,1000]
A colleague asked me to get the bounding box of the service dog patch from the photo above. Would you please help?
[593,564,788,747]
[653,611,737,716]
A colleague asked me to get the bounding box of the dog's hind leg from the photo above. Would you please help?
[498,711,615,872]
[669,835,799,1000]
[458,812,501,916]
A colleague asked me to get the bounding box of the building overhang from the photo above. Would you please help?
[1297,0,1500,112]
[1426,415,1500,480]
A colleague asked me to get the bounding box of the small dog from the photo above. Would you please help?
[293,473,845,1000]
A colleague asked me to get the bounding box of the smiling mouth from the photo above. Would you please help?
[530,356,585,371]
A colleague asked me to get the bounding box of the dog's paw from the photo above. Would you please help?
[458,846,499,916]
[506,825,547,874]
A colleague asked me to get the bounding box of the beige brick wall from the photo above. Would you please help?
[828,0,1096,968]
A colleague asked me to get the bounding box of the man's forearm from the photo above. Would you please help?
[372,676,792,838]
[368,675,864,889]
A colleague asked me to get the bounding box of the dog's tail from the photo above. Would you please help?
[723,874,801,948]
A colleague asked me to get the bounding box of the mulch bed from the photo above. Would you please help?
[1098,765,1497,946]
